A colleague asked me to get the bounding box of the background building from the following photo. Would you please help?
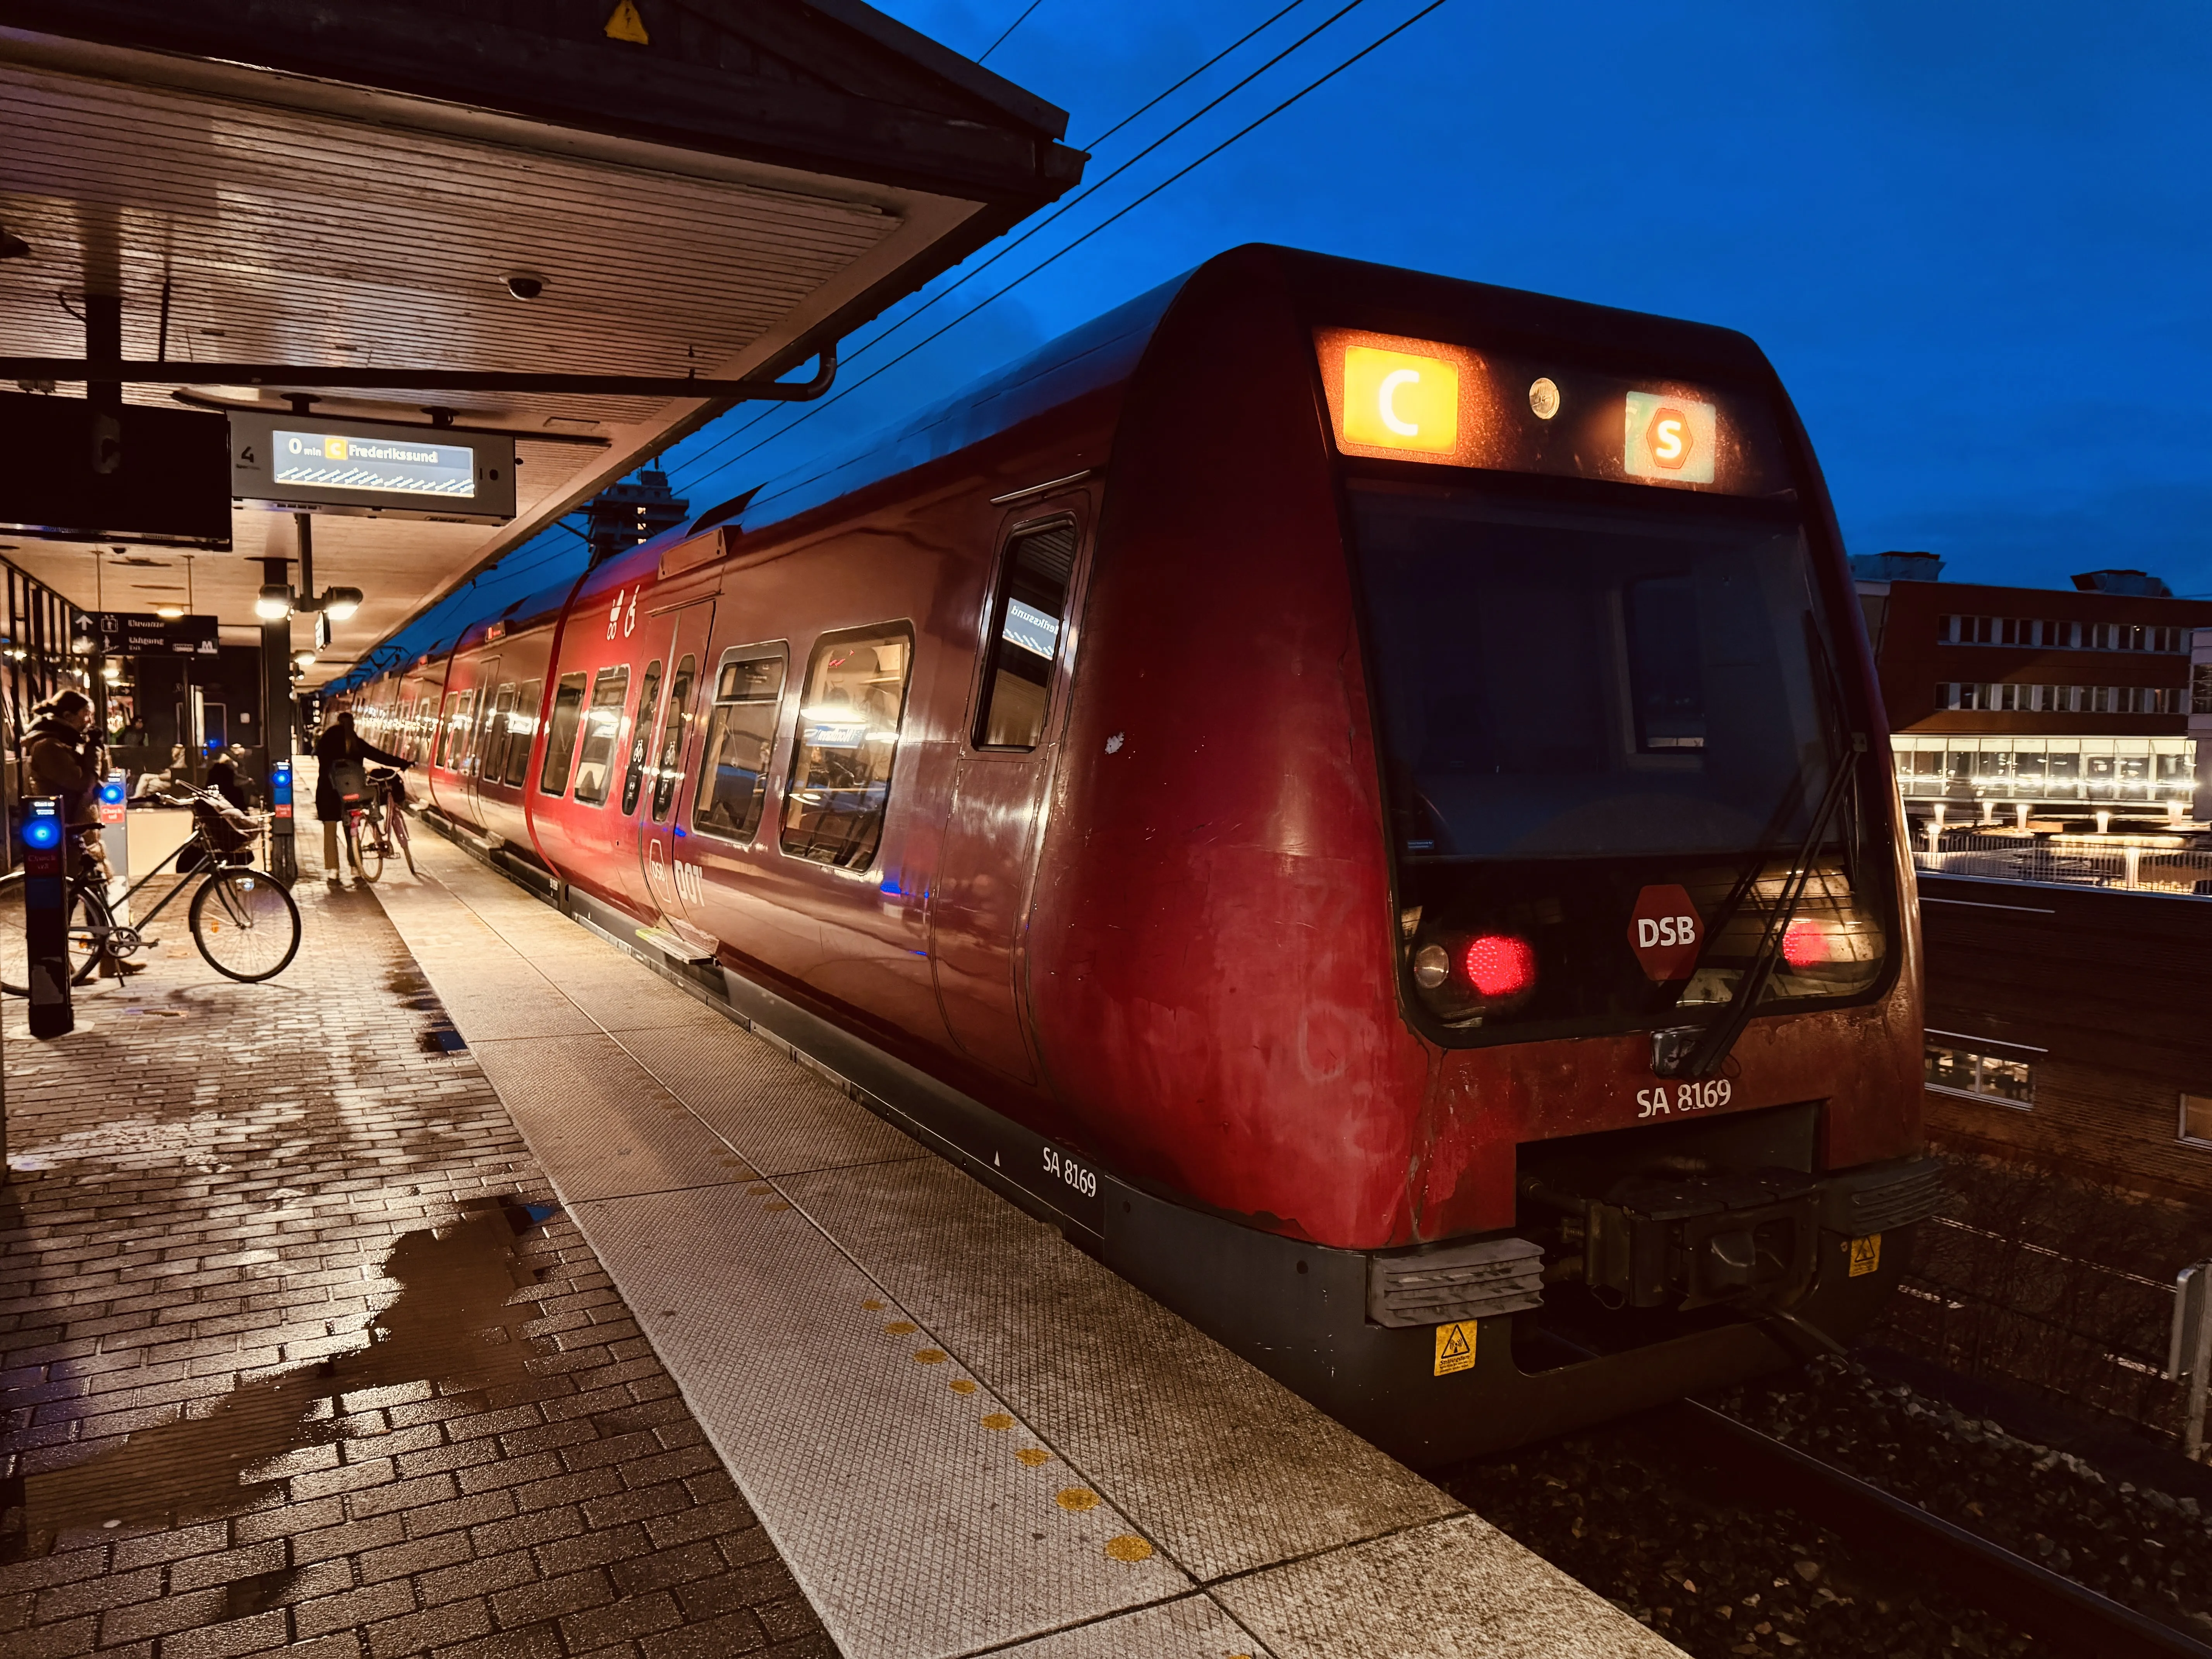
[1855,554,2212,826]
[1856,553,2212,1202]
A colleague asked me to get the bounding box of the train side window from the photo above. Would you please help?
[974,519,1077,750]
[651,654,697,822]
[538,672,590,796]
[571,666,633,807]
[412,696,434,762]
[781,625,914,870]
[480,683,518,783]
[432,692,461,769]
[621,660,665,814]
[693,646,787,843]
[504,680,543,787]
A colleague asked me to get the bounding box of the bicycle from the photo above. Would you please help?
[341,765,414,882]
[0,789,302,990]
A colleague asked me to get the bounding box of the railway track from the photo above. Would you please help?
[1667,1400,2212,1659]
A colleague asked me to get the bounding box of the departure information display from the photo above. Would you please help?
[272,430,477,498]
[228,411,516,523]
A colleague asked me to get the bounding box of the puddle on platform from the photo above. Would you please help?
[6,1196,565,1559]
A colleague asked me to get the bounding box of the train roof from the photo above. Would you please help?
[687,244,1772,546]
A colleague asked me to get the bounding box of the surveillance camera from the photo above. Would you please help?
[505,275,546,301]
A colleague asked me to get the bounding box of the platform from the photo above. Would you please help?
[1,816,1680,1659]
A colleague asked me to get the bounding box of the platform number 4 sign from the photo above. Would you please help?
[1849,1234,1882,1278]
[1433,1320,1477,1377]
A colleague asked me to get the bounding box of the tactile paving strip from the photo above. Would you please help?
[1212,1514,1680,1659]
[987,1594,1274,1657]
[781,1158,1458,1582]
[575,1183,1192,1656]
[464,1031,753,1202]
[612,1020,926,1177]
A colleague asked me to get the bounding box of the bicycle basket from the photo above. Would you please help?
[324,757,370,807]
[192,797,251,855]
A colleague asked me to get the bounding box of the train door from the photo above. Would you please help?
[464,659,507,823]
[930,510,1086,1082]
[636,603,714,933]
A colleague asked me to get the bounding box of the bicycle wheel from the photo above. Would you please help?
[0,871,112,994]
[190,870,302,982]
[391,808,416,876]
[349,815,383,884]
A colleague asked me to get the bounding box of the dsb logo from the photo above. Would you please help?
[1627,884,1704,982]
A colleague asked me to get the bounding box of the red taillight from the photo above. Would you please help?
[1781,919,1828,968]
[1463,934,1537,998]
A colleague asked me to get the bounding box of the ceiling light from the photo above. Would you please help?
[155,605,185,620]
[321,587,363,622]
[0,225,28,261]
[255,584,293,621]
[100,661,122,682]
[505,275,545,301]
[294,650,318,671]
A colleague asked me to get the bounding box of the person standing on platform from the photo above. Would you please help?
[25,688,140,975]
[314,709,410,885]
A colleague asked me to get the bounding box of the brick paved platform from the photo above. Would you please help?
[0,843,835,1658]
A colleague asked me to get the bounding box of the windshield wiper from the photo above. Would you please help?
[1652,731,1866,1080]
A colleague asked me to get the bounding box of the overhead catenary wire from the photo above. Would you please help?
[977,0,1046,65]
[668,0,1353,487]
[676,0,1454,504]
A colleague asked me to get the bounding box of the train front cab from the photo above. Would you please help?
[1025,248,1942,1466]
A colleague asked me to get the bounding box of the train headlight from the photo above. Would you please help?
[1412,943,1451,989]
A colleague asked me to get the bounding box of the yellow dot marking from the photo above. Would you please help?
[862,1300,884,1312]
[949,1379,978,1395]
[913,1348,947,1365]
[883,1321,918,1336]
[1055,1488,1100,1512]
[1016,1447,1051,1466]
[745,1183,772,1195]
[1104,1535,1154,1562]
[981,1413,1015,1431]
[764,1200,792,1212]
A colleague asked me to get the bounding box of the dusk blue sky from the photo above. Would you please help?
[371,0,2212,670]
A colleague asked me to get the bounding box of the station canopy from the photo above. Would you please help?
[0,0,1085,673]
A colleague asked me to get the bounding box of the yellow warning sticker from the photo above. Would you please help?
[604,0,651,44]
[1433,1319,1477,1377]
[1849,1233,1882,1278]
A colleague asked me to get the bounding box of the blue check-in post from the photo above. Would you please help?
[269,759,296,883]
[22,797,74,1040]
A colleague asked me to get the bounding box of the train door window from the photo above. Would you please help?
[973,520,1077,750]
[480,683,517,784]
[433,692,461,769]
[449,690,478,773]
[781,626,914,869]
[538,672,589,796]
[693,646,787,843]
[651,654,697,822]
[570,666,632,807]
[620,660,664,814]
[504,680,542,787]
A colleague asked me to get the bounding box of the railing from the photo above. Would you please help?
[1881,1215,2206,1451]
[1913,829,2212,898]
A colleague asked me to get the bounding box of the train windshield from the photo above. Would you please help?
[1349,481,1843,861]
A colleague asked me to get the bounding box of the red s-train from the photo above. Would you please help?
[352,246,1938,1463]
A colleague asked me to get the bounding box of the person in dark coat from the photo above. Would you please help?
[24,689,139,975]
[314,709,410,883]
[204,756,252,812]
